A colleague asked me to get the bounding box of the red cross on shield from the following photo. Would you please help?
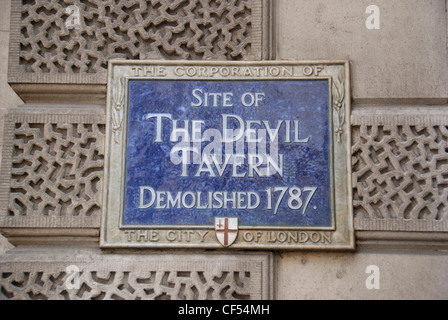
[215,217,239,247]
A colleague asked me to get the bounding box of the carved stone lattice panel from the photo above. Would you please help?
[8,0,268,87]
[352,107,448,232]
[0,250,273,300]
[0,106,105,231]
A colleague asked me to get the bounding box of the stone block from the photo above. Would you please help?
[276,0,448,101]
[0,1,23,254]
[352,106,448,232]
[0,105,105,247]
[0,33,22,112]
[276,250,448,300]
[0,235,13,254]
[0,249,274,300]
[8,0,271,103]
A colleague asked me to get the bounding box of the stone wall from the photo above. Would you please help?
[1,0,447,300]
[0,0,23,254]
[275,0,448,299]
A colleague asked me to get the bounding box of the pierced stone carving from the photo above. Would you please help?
[9,0,268,102]
[0,106,105,230]
[352,108,448,231]
[0,251,272,300]
[9,122,104,217]
[14,0,262,75]
[1,270,251,300]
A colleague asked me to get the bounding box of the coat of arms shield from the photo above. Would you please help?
[215,217,239,247]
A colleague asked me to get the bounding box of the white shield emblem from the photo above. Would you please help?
[215,217,239,247]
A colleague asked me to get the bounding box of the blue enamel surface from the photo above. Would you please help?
[123,80,332,227]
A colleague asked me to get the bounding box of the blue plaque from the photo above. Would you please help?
[124,79,332,227]
[101,61,354,250]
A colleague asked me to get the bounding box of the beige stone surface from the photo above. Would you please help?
[277,250,448,300]
[0,0,24,146]
[0,0,22,254]
[0,235,13,254]
[0,41,23,111]
[0,0,11,32]
[276,0,448,101]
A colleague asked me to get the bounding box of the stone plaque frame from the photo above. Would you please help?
[101,61,354,250]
